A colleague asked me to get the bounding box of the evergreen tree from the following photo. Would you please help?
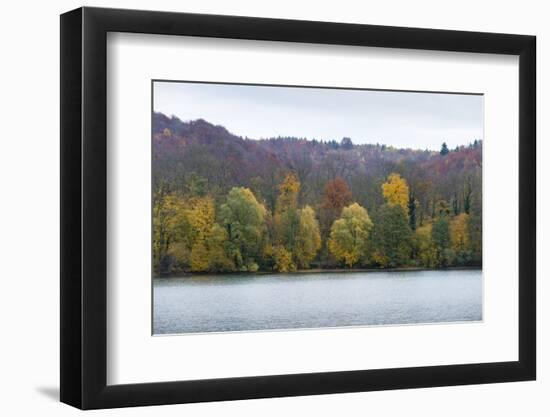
[407,191,416,231]
[186,173,208,197]
[440,142,449,156]
[371,204,412,268]
[340,137,353,150]
[452,192,460,216]
[431,214,453,267]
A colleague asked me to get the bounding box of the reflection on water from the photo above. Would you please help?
[153,269,482,335]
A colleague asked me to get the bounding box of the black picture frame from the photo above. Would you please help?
[60,6,536,410]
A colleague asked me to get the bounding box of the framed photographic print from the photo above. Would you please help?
[60,7,536,409]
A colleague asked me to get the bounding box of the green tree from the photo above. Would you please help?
[206,224,235,272]
[414,224,437,267]
[371,204,412,268]
[407,191,417,231]
[432,214,454,266]
[186,173,208,197]
[440,142,449,155]
[328,203,373,267]
[220,187,267,271]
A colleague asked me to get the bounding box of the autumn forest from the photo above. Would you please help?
[152,112,482,276]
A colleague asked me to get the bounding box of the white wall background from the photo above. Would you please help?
[0,0,545,415]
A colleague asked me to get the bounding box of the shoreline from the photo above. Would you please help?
[154,265,482,279]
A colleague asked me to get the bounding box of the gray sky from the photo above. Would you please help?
[153,81,483,151]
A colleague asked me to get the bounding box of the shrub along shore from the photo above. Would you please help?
[155,265,482,279]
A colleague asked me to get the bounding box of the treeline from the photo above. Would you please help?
[152,113,482,275]
[154,171,481,275]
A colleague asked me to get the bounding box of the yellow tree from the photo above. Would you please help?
[157,196,218,272]
[328,203,373,267]
[152,191,186,274]
[186,196,215,272]
[451,213,470,252]
[273,172,301,255]
[190,240,209,272]
[186,196,215,242]
[275,172,300,213]
[381,173,409,211]
[294,205,322,268]
[273,245,295,272]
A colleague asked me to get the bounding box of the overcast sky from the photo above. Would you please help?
[153,81,483,151]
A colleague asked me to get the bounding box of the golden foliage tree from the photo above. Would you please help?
[450,213,470,252]
[275,172,300,213]
[381,173,409,211]
[273,172,301,253]
[185,197,216,272]
[328,203,373,267]
[294,205,322,268]
[152,190,186,274]
[273,245,295,272]
[153,193,221,273]
[190,240,209,272]
[186,197,215,242]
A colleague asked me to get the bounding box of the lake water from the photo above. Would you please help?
[153,269,482,335]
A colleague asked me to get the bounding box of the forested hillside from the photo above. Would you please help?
[153,112,482,275]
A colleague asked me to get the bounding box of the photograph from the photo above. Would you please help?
[152,80,483,335]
